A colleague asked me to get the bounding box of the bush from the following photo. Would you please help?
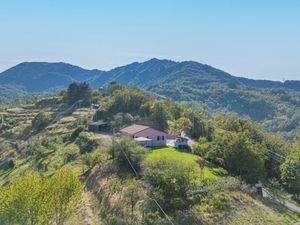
[75,131,98,154]
[144,158,196,212]
[32,111,52,131]
[110,136,147,173]
[82,148,108,169]
[69,126,84,142]
[64,144,80,163]
[0,159,15,170]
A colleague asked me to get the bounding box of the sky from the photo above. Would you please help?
[0,0,300,81]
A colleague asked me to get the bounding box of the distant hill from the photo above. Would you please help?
[1,59,299,93]
[0,62,104,92]
[92,58,300,91]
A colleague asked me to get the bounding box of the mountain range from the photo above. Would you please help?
[0,59,299,137]
[0,58,299,93]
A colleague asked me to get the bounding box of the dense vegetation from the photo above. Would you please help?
[149,84,300,139]
[0,82,299,224]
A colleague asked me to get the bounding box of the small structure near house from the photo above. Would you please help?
[174,136,189,148]
[120,124,167,147]
[167,136,189,149]
[88,120,109,132]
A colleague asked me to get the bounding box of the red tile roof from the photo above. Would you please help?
[119,124,150,135]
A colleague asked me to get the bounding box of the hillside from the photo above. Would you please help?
[92,58,300,91]
[0,62,104,92]
[0,83,299,224]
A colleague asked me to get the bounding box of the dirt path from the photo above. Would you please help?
[263,188,300,214]
[82,192,96,225]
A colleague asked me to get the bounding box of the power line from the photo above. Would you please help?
[266,150,300,173]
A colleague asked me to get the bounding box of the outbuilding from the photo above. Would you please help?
[88,120,109,132]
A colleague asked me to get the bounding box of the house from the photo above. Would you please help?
[119,124,167,147]
[88,120,109,132]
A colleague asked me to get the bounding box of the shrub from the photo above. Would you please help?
[110,136,147,173]
[31,111,52,131]
[0,159,15,170]
[64,144,80,163]
[144,158,196,212]
[69,126,84,142]
[75,131,98,154]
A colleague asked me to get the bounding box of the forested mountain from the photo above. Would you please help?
[92,58,300,91]
[0,62,104,92]
[1,59,299,137]
[1,59,300,93]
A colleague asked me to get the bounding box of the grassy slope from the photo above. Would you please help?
[147,147,300,225]
[147,147,227,180]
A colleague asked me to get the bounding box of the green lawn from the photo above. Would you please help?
[147,147,227,181]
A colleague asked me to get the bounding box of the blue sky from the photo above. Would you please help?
[1,0,300,81]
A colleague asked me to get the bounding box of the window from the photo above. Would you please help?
[146,136,149,138]
[157,136,160,141]
[162,136,165,141]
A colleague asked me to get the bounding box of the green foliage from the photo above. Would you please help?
[75,131,98,154]
[106,82,123,95]
[150,100,170,130]
[123,179,141,218]
[169,117,192,136]
[201,117,267,183]
[69,126,84,142]
[0,172,48,225]
[46,169,82,225]
[144,157,196,212]
[110,136,147,173]
[280,142,300,194]
[82,147,108,170]
[222,133,266,182]
[31,111,52,131]
[65,82,92,105]
[64,144,80,163]
[150,84,300,139]
[0,158,15,170]
[0,169,82,225]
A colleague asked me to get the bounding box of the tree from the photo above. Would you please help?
[168,117,192,136]
[203,131,266,183]
[46,169,82,225]
[123,179,141,219]
[223,133,266,183]
[150,100,169,131]
[280,142,300,194]
[0,172,50,225]
[0,170,82,225]
[144,158,196,212]
[109,88,149,115]
[110,136,147,173]
[32,111,52,131]
[65,82,92,105]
